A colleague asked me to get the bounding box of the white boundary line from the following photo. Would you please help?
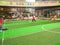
[6,29,46,39]
[4,25,47,39]
[42,25,60,34]
[1,21,60,45]
[45,31,60,33]
[2,25,60,40]
[1,25,60,45]
[2,31,4,45]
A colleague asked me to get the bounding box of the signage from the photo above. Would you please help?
[0,1,60,7]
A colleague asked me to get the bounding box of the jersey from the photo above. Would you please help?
[32,16,35,20]
[0,18,3,26]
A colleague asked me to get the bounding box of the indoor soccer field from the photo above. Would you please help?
[0,20,60,45]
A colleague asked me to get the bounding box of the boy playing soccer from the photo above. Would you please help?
[32,15,36,22]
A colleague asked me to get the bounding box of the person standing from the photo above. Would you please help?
[32,15,36,22]
[0,16,3,32]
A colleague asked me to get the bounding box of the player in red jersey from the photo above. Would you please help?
[0,16,3,32]
[32,15,36,22]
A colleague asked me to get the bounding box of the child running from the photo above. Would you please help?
[32,15,36,22]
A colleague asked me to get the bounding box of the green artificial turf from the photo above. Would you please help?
[0,20,60,45]
[3,20,56,30]
[1,22,60,39]
[3,20,55,26]
[0,20,57,39]
[3,27,60,45]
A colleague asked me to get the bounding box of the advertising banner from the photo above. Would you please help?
[0,1,60,7]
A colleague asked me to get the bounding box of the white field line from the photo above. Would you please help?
[2,31,4,45]
[3,25,60,40]
[42,25,60,34]
[45,30,60,33]
[6,30,46,39]
[4,25,47,39]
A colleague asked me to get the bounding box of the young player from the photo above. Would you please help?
[32,15,36,22]
[0,16,3,32]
